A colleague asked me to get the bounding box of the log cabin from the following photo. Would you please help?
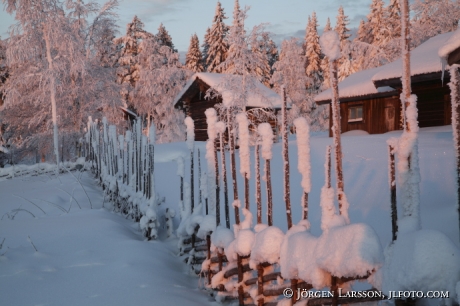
[314,31,460,136]
[173,72,284,141]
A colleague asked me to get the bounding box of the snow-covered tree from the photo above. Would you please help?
[155,23,177,52]
[320,18,332,89]
[185,34,204,72]
[2,0,122,163]
[115,16,152,106]
[335,6,355,81]
[367,0,388,46]
[387,0,401,41]
[411,0,460,47]
[251,32,274,86]
[272,38,311,114]
[305,12,322,92]
[201,27,211,71]
[131,37,187,143]
[206,1,229,73]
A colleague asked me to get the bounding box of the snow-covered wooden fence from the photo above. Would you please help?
[85,117,160,239]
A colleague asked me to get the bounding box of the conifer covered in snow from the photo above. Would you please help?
[185,34,204,72]
[206,1,229,73]
[115,16,152,106]
[305,12,322,93]
[155,23,177,52]
[367,0,387,46]
[320,18,332,89]
[201,27,211,71]
[335,6,354,81]
[131,36,187,143]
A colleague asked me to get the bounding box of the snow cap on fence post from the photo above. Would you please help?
[293,117,311,193]
[319,31,341,61]
[184,116,195,151]
[258,123,273,160]
[236,112,250,179]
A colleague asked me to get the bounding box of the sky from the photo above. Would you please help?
[0,0,392,55]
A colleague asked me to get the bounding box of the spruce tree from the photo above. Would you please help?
[156,23,177,52]
[320,18,331,89]
[335,6,354,81]
[185,34,204,72]
[201,27,211,71]
[367,0,387,46]
[305,12,321,93]
[387,0,401,40]
[206,1,229,73]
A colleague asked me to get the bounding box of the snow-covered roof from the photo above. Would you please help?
[315,31,458,103]
[438,28,460,62]
[173,72,283,109]
[372,31,455,82]
[314,66,396,103]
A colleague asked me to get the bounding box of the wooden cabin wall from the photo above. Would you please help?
[185,98,221,142]
[412,81,451,127]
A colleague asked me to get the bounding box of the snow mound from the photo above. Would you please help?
[234,229,255,257]
[211,226,235,249]
[249,226,284,268]
[342,130,369,136]
[381,229,460,305]
[315,223,384,278]
[196,214,216,239]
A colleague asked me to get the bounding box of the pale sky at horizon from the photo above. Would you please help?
[0,0,397,55]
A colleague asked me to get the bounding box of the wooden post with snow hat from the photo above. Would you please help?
[216,121,230,228]
[185,117,195,212]
[398,0,421,233]
[281,87,293,229]
[294,117,311,220]
[387,139,398,242]
[448,65,460,242]
[319,30,347,218]
[258,123,274,226]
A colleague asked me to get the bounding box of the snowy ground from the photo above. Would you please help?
[0,125,458,305]
[0,172,215,306]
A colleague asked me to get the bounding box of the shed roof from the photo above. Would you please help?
[314,66,396,103]
[314,31,457,104]
[173,72,283,109]
[372,31,454,82]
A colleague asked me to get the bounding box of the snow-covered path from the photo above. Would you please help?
[0,172,214,306]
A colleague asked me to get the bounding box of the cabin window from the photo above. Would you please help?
[348,105,363,122]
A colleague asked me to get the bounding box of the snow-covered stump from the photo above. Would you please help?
[320,30,347,218]
[258,123,274,226]
[216,121,230,229]
[281,87,292,229]
[294,117,311,221]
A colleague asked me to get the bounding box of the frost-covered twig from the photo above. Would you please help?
[63,166,93,209]
[28,235,38,252]
[13,194,46,215]
[55,186,82,210]
[33,198,67,213]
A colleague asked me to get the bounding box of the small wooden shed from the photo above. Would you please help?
[315,31,459,136]
[173,72,283,141]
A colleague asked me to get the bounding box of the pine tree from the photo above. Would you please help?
[320,18,332,89]
[156,23,177,52]
[335,6,354,81]
[251,31,273,86]
[115,16,152,106]
[305,12,321,93]
[335,6,351,48]
[367,0,387,46]
[387,0,401,40]
[185,34,204,72]
[201,27,211,71]
[206,1,229,73]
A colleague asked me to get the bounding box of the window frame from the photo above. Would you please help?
[348,105,363,123]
